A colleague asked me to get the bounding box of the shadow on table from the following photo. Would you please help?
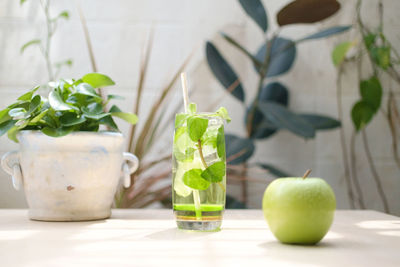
[256,216,400,267]
[256,238,370,267]
[145,228,216,240]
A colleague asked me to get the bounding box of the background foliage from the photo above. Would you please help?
[332,0,400,213]
[206,0,348,204]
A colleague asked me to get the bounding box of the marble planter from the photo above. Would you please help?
[1,131,139,221]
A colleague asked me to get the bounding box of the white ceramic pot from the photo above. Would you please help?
[1,131,139,221]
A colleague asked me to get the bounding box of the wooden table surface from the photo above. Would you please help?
[0,209,399,267]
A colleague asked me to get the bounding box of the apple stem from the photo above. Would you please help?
[302,169,312,179]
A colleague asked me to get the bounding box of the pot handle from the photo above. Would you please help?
[121,152,139,188]
[1,151,23,191]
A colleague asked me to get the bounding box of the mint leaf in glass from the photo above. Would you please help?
[175,113,188,128]
[174,126,195,153]
[187,116,208,142]
[188,102,197,114]
[215,107,231,123]
[183,169,210,190]
[201,161,226,183]
[217,125,225,158]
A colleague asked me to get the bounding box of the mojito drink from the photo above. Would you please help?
[172,107,229,231]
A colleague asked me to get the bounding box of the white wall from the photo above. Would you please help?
[1,0,399,214]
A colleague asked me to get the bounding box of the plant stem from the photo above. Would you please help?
[241,35,275,206]
[351,47,366,209]
[76,3,97,73]
[336,66,356,208]
[350,131,366,208]
[378,0,383,31]
[361,129,390,213]
[387,93,400,170]
[241,163,248,204]
[75,1,108,103]
[40,0,54,80]
[198,140,208,168]
[130,30,154,149]
[302,169,312,179]
[246,36,274,136]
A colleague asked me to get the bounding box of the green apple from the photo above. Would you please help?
[262,171,336,245]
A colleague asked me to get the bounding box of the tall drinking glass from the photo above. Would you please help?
[172,113,226,231]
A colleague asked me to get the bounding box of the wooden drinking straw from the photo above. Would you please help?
[180,72,202,220]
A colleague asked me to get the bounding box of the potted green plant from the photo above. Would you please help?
[0,73,139,221]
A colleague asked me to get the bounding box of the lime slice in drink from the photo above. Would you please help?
[174,158,203,197]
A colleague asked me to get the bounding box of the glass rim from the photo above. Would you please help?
[176,112,224,119]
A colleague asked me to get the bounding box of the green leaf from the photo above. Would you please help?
[187,116,208,141]
[15,119,29,128]
[20,39,41,54]
[107,94,125,100]
[217,125,225,158]
[299,114,341,130]
[351,101,375,131]
[246,82,288,139]
[42,110,58,128]
[220,32,262,68]
[82,102,104,115]
[258,163,293,177]
[255,37,297,78]
[298,25,351,42]
[82,73,115,88]
[75,83,102,100]
[201,161,226,183]
[332,41,354,66]
[18,86,39,101]
[99,115,119,130]
[30,109,49,123]
[20,0,27,4]
[8,108,26,119]
[175,113,188,128]
[0,120,16,136]
[7,126,19,143]
[364,33,376,49]
[111,112,138,125]
[188,103,197,114]
[49,89,78,111]
[0,73,133,138]
[258,101,315,138]
[82,112,110,120]
[174,126,194,153]
[206,42,245,102]
[57,11,69,20]
[41,126,74,137]
[238,0,268,32]
[370,46,391,70]
[182,169,210,190]
[0,108,10,124]
[215,107,231,123]
[174,126,186,142]
[26,95,41,116]
[109,105,122,113]
[55,59,73,68]
[225,134,255,165]
[360,76,382,112]
[60,113,86,126]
